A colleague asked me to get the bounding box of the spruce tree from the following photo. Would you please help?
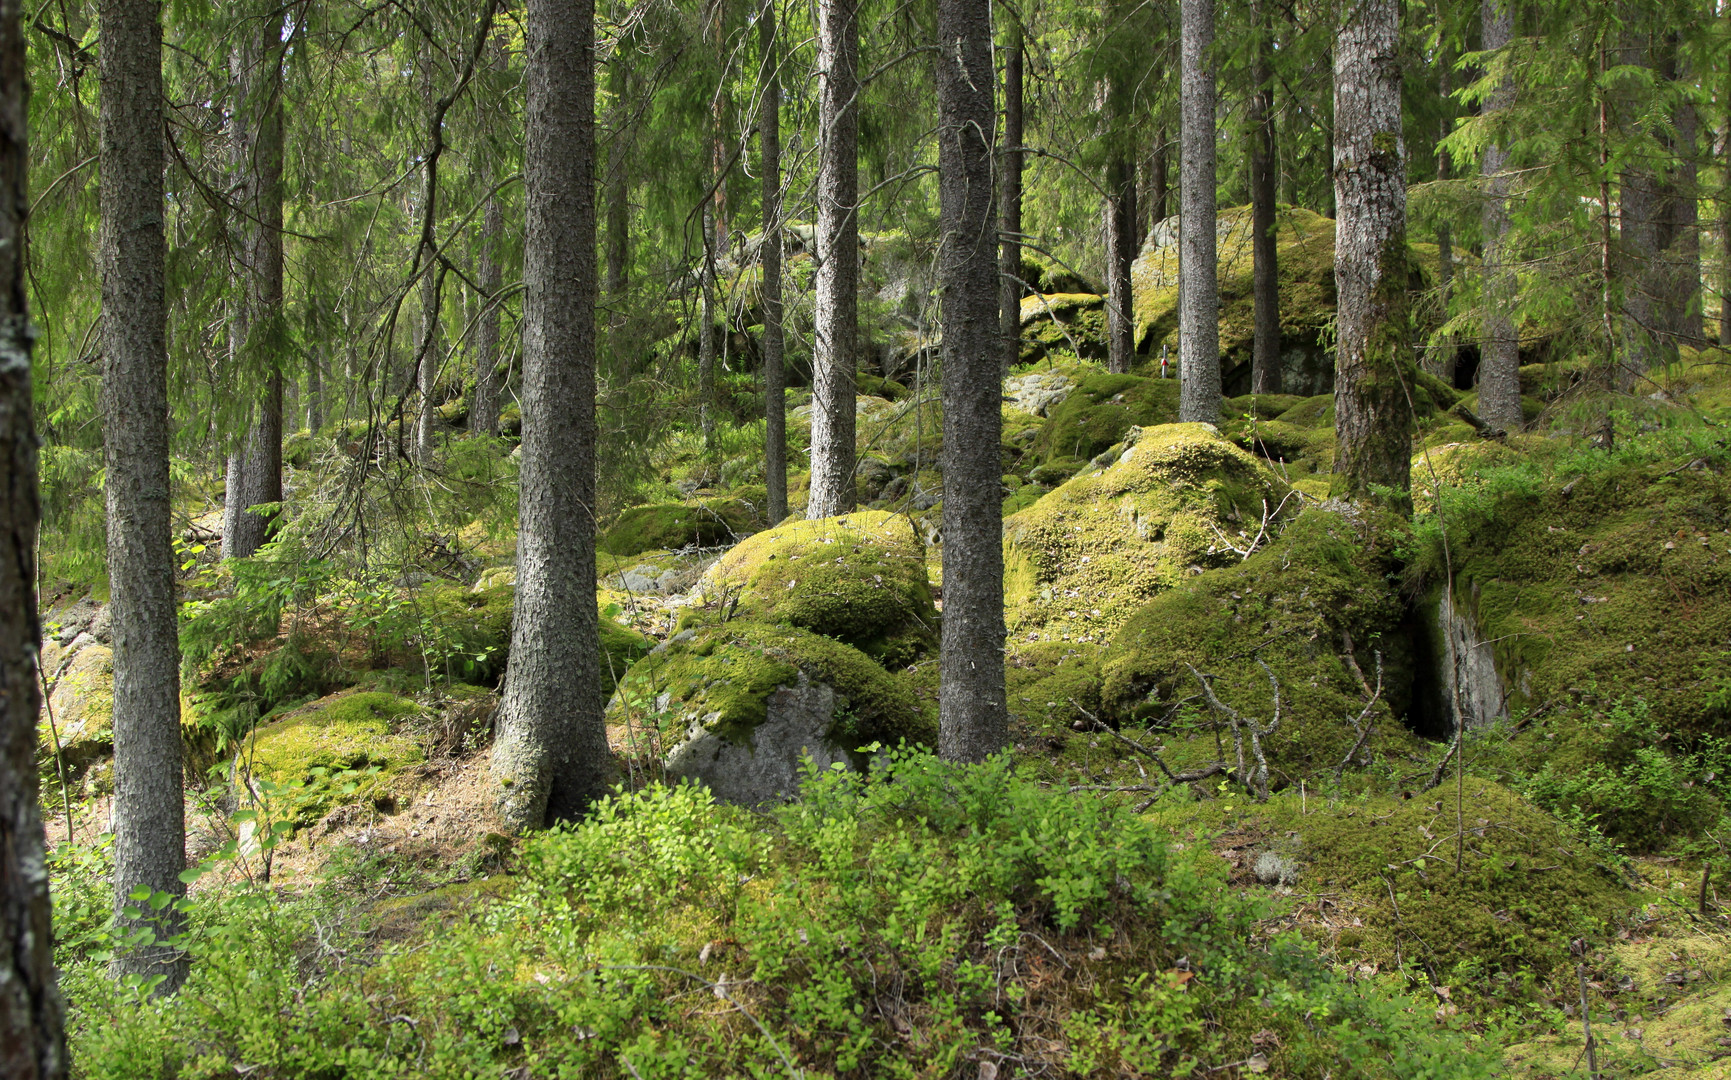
[1179,0,1221,421]
[807,0,860,518]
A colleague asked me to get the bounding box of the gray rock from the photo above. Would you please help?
[663,673,853,806]
[87,605,112,644]
[1003,371,1077,417]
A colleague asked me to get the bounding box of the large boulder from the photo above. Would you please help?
[40,642,115,778]
[608,622,933,806]
[685,511,937,667]
[1032,372,1181,467]
[1003,423,1292,643]
[599,493,767,557]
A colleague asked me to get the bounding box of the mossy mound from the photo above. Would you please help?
[854,372,909,401]
[1005,641,1104,729]
[41,643,115,777]
[1032,372,1182,465]
[1133,207,1338,394]
[1099,506,1421,774]
[246,691,427,825]
[1247,778,1631,989]
[685,511,936,667]
[1004,423,1291,642]
[1225,393,1309,420]
[608,621,933,752]
[599,493,765,557]
[1017,292,1107,364]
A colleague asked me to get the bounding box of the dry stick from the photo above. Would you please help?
[34,651,75,844]
[1577,960,1600,1079]
[1333,651,1384,781]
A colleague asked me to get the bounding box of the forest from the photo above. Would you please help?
[2,0,1731,1075]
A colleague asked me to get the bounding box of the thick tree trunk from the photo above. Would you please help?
[222,16,284,561]
[1331,0,1412,502]
[1,0,68,1058]
[1104,156,1137,374]
[1148,127,1169,224]
[1179,0,1220,422]
[605,56,630,301]
[1477,0,1522,432]
[491,0,610,829]
[759,0,788,523]
[807,0,859,518]
[1618,30,1667,377]
[1661,73,1701,345]
[936,0,1007,763]
[998,24,1023,375]
[1249,1,1281,395]
[100,0,187,992]
[473,196,502,438]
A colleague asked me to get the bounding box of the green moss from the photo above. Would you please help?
[683,511,937,667]
[1033,373,1182,465]
[597,618,654,693]
[854,372,909,401]
[1099,506,1421,775]
[1250,779,1632,985]
[247,691,427,825]
[1224,393,1309,420]
[1005,641,1104,729]
[609,621,933,751]
[1004,423,1292,643]
[1018,293,1108,364]
[599,493,765,557]
[42,644,115,777]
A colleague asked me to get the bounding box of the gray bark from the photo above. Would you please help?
[491,0,611,829]
[100,0,187,991]
[1477,0,1522,432]
[221,14,284,561]
[1331,0,1412,501]
[1661,71,1701,345]
[1432,53,1456,382]
[472,195,502,438]
[999,24,1023,376]
[1723,104,1730,347]
[1147,127,1169,225]
[1179,0,1220,422]
[936,0,1008,763]
[1,0,68,1058]
[699,205,718,449]
[759,0,788,523]
[807,0,859,518]
[414,45,442,465]
[605,55,630,301]
[1104,156,1137,374]
[1249,1,1280,395]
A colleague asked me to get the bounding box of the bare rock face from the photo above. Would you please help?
[663,673,851,807]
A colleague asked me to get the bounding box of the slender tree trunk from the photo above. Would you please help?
[1331,0,1412,502]
[1618,30,1664,378]
[1249,0,1281,394]
[1179,0,1220,421]
[304,348,322,431]
[222,17,284,561]
[936,0,1007,763]
[1662,58,1701,345]
[807,0,859,518]
[414,44,442,465]
[473,196,503,438]
[605,56,630,301]
[1478,0,1521,432]
[998,22,1024,375]
[1,0,69,1056]
[491,0,610,829]
[699,205,719,449]
[1722,102,1730,347]
[1148,126,1169,224]
[1104,156,1138,374]
[1433,53,1456,382]
[100,0,187,992]
[759,0,788,522]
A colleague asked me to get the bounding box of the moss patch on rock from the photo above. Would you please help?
[1033,373,1182,465]
[684,511,936,667]
[42,643,115,778]
[1004,423,1292,643]
[599,494,766,557]
[1098,505,1421,775]
[608,621,933,752]
[246,690,427,825]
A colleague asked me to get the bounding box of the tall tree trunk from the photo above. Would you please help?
[1331,0,1412,502]
[759,0,788,523]
[1179,0,1220,422]
[605,56,630,301]
[1104,156,1137,374]
[998,22,1024,375]
[1432,53,1456,382]
[101,0,187,991]
[1722,100,1730,347]
[1661,57,1701,345]
[491,0,610,829]
[1,0,69,1056]
[1618,30,1665,378]
[1249,0,1281,394]
[1477,0,1521,432]
[936,0,1007,763]
[222,16,284,561]
[473,195,503,438]
[699,205,719,449]
[807,0,859,518]
[414,44,442,465]
[304,349,322,431]
[1148,126,1169,224]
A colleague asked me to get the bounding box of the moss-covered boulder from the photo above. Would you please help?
[607,622,933,804]
[1004,423,1291,642]
[685,511,936,667]
[1005,642,1105,729]
[599,493,766,557]
[1032,372,1182,465]
[246,691,427,826]
[41,643,115,777]
[1099,506,1421,774]
[1017,292,1107,364]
